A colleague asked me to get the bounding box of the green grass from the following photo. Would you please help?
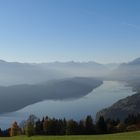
[1,131,140,140]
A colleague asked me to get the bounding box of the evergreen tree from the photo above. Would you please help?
[35,119,43,135]
[97,116,107,134]
[66,120,79,135]
[85,115,95,134]
[78,120,85,134]
[0,128,2,137]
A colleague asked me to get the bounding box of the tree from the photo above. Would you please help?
[58,119,66,135]
[25,121,35,137]
[78,120,85,134]
[2,129,10,137]
[85,115,95,134]
[106,118,120,133]
[116,122,126,132]
[66,120,79,135]
[43,117,49,134]
[43,118,62,135]
[25,115,37,137]
[0,128,2,137]
[10,122,21,136]
[35,119,43,135]
[96,116,107,134]
[27,114,38,124]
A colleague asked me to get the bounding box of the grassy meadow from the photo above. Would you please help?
[1,131,140,140]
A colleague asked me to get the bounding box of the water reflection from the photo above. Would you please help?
[0,81,136,129]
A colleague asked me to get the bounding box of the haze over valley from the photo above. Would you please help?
[0,0,140,135]
[0,58,140,129]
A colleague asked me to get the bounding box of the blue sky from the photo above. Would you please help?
[0,0,140,63]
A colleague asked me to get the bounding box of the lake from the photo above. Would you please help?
[0,81,136,129]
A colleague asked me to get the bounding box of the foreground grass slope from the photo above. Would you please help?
[1,131,140,140]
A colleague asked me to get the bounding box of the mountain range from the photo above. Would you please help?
[109,58,140,81]
[0,60,115,86]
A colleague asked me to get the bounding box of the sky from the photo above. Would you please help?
[0,0,140,64]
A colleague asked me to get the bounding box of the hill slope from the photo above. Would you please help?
[96,93,140,120]
[0,77,103,114]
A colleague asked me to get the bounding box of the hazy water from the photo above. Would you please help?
[0,81,136,129]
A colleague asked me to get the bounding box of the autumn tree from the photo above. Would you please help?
[10,122,21,137]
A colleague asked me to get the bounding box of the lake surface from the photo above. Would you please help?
[0,81,136,129]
